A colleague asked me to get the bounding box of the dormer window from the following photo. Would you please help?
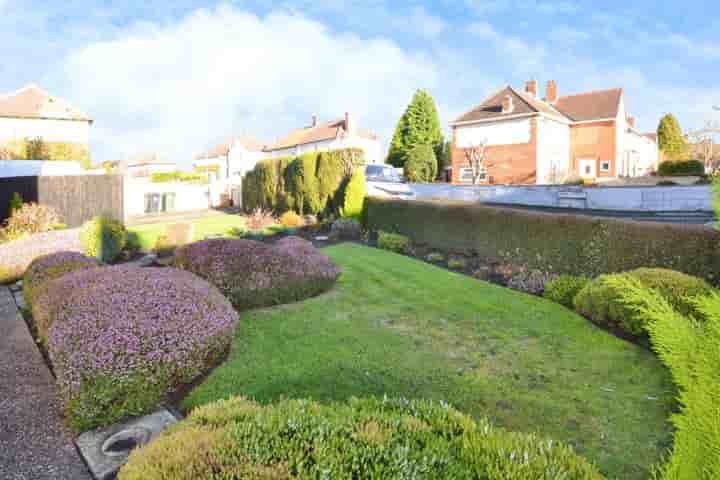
[501,95,514,114]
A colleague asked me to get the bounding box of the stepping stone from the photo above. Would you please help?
[75,408,179,480]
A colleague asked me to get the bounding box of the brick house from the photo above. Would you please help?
[450,80,658,184]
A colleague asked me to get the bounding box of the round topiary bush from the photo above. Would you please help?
[80,216,127,263]
[174,237,340,311]
[118,396,604,480]
[23,251,101,312]
[574,268,714,337]
[43,266,239,431]
[544,275,590,309]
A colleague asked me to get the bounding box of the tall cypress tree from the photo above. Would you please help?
[387,90,444,169]
[657,113,689,161]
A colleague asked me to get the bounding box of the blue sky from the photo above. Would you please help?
[1,0,718,165]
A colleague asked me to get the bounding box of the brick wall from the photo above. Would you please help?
[569,120,616,177]
[451,118,538,185]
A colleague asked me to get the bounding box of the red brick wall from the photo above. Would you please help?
[569,120,616,177]
[451,119,538,185]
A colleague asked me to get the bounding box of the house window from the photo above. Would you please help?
[144,193,175,214]
[458,167,485,183]
[600,161,610,173]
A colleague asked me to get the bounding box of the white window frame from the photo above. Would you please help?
[600,161,610,173]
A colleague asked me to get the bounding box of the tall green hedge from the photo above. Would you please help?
[243,148,365,217]
[365,197,720,284]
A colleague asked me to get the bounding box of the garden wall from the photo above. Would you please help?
[1,175,124,227]
[365,196,720,284]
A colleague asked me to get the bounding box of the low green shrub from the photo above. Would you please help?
[544,275,590,308]
[574,268,713,336]
[426,251,445,262]
[8,192,23,214]
[119,396,603,480]
[365,197,720,284]
[150,171,207,183]
[377,231,410,253]
[657,160,704,176]
[329,218,362,241]
[279,210,304,228]
[80,216,127,263]
[607,276,720,479]
[448,256,467,270]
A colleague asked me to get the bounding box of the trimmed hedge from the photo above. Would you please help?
[377,231,410,253]
[574,268,714,336]
[174,237,340,311]
[119,396,604,480]
[41,266,238,431]
[242,148,365,216]
[23,252,100,313]
[544,275,590,309]
[365,197,720,284]
[340,167,366,219]
[80,216,127,263]
[657,160,704,176]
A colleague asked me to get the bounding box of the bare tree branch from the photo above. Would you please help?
[462,140,492,185]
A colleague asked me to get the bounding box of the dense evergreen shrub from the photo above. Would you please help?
[43,266,238,431]
[174,237,340,311]
[119,396,604,480]
[404,143,438,182]
[317,151,345,212]
[608,276,720,479]
[365,197,720,284]
[657,160,704,176]
[80,216,127,263]
[340,167,366,220]
[377,231,410,253]
[544,275,590,308]
[329,218,362,241]
[574,268,713,336]
[23,252,100,313]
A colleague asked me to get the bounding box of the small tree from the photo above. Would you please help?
[462,140,491,185]
[387,90,444,169]
[25,137,49,160]
[404,144,437,183]
[9,192,23,214]
[658,114,689,161]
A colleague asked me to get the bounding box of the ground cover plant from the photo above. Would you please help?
[183,243,674,479]
[174,236,340,311]
[544,275,590,309]
[22,251,100,311]
[120,396,604,479]
[574,268,713,337]
[608,276,720,479]
[41,265,239,431]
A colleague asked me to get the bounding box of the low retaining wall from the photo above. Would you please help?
[407,183,712,212]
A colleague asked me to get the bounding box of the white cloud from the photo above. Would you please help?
[465,22,547,75]
[57,4,439,164]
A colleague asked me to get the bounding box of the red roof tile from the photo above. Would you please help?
[0,85,91,122]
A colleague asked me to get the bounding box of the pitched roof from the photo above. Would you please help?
[643,133,658,142]
[0,85,92,122]
[266,117,377,151]
[453,85,624,124]
[195,135,267,160]
[453,86,566,124]
[553,88,623,122]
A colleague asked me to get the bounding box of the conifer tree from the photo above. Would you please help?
[657,113,689,161]
[387,90,444,169]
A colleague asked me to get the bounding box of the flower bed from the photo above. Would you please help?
[41,265,239,431]
[0,229,82,284]
[174,236,340,311]
[119,396,604,479]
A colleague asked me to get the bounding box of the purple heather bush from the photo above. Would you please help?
[43,265,239,431]
[23,251,101,312]
[0,228,83,284]
[174,236,340,311]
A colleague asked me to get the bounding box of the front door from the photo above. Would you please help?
[579,159,596,179]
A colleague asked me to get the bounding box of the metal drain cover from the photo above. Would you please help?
[75,407,179,480]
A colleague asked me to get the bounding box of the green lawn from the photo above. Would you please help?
[183,243,674,479]
[127,214,248,250]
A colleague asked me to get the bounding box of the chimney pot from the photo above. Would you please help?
[627,116,636,128]
[501,95,515,114]
[525,79,538,97]
[546,80,558,103]
[344,112,355,134]
[311,115,318,127]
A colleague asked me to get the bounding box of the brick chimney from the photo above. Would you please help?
[344,112,355,134]
[525,79,538,97]
[546,80,558,103]
[501,95,514,114]
[627,116,636,129]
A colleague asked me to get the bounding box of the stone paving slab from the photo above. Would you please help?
[0,286,91,479]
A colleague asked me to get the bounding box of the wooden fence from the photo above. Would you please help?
[0,175,124,227]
